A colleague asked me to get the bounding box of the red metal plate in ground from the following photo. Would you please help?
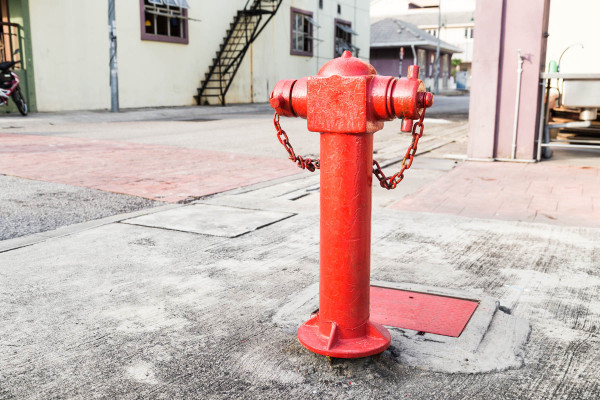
[370,286,479,337]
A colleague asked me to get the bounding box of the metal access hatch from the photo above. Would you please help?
[370,286,479,337]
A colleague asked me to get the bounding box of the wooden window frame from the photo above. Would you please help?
[290,7,313,57]
[140,0,189,44]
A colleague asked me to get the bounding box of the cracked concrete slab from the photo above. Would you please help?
[122,203,295,237]
[1,199,599,399]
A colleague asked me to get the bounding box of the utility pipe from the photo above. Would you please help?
[108,0,119,112]
[511,49,523,159]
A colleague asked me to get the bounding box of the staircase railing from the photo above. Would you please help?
[196,0,282,106]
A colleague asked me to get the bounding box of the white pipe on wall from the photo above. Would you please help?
[511,48,524,159]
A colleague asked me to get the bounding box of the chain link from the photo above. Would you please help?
[273,113,320,172]
[372,109,426,190]
[273,108,426,189]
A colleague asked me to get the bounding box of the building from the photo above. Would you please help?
[370,18,460,90]
[370,0,475,88]
[0,0,370,112]
[545,0,600,73]
[468,0,600,162]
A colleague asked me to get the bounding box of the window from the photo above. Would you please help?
[140,0,189,44]
[337,4,341,14]
[335,20,358,57]
[291,8,314,56]
[319,0,323,10]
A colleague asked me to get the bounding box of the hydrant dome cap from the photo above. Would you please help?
[318,50,377,77]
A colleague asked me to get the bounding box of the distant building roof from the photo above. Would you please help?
[408,0,439,8]
[370,18,462,53]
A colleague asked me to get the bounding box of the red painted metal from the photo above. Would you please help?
[270,51,434,358]
[370,287,479,337]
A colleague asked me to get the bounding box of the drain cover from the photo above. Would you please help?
[370,286,479,337]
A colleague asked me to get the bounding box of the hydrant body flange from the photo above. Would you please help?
[270,51,432,358]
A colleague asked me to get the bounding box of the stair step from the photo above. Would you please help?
[205,72,232,79]
[220,42,245,50]
[245,10,274,15]
[212,57,234,65]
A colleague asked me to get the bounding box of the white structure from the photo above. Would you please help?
[545,0,600,73]
[12,0,370,111]
[370,0,475,87]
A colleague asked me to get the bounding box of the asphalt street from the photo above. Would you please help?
[0,175,161,241]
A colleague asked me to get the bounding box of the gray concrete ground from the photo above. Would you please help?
[1,175,599,399]
[3,97,600,399]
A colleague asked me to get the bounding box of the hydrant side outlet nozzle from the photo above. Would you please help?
[270,51,433,358]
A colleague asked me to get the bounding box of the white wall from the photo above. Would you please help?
[116,0,246,109]
[545,0,600,73]
[28,0,370,111]
[227,0,371,104]
[441,26,473,63]
[29,0,112,111]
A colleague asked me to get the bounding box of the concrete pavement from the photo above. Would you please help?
[1,173,599,399]
[2,99,600,399]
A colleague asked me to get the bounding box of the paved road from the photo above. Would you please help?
[0,99,469,240]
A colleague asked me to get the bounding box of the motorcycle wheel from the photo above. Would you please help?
[11,87,28,116]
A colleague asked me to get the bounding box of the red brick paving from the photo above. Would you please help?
[391,161,600,227]
[0,134,300,203]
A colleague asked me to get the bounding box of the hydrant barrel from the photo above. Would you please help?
[302,131,391,357]
[271,51,433,358]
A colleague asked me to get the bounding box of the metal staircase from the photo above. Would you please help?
[196,0,282,106]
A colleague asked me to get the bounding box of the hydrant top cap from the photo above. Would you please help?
[318,50,377,78]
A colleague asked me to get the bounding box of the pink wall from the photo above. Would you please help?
[468,0,550,160]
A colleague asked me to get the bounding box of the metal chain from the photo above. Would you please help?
[273,108,426,189]
[273,112,320,172]
[372,108,426,190]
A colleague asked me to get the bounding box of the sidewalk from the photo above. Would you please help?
[0,133,300,203]
[392,161,600,227]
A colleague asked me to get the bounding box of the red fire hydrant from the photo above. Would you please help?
[270,51,433,358]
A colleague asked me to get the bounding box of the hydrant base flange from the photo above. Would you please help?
[298,315,391,358]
